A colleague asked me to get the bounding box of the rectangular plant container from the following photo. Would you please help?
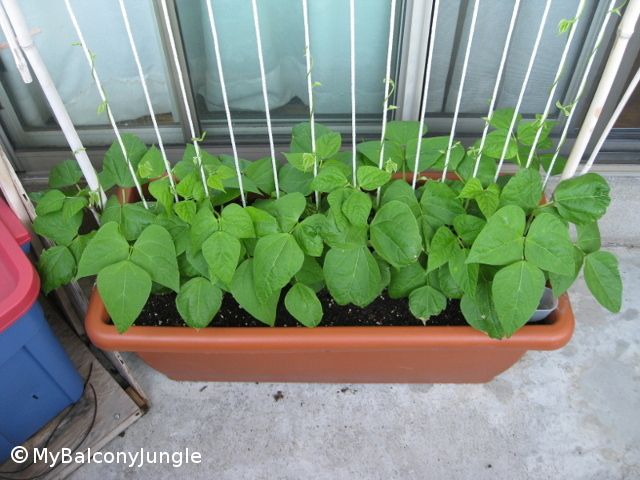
[83,176,575,384]
[85,289,574,384]
[0,220,83,462]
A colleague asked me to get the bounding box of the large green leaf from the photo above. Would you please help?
[35,190,65,216]
[492,260,545,337]
[244,157,276,194]
[100,196,156,241]
[176,277,222,328]
[261,192,306,232]
[460,281,504,339]
[481,130,518,159]
[524,213,574,275]
[230,259,280,326]
[448,248,479,296]
[453,214,486,246]
[48,159,83,188]
[316,131,342,159]
[370,200,422,268]
[357,166,391,191]
[245,207,280,237]
[253,233,304,300]
[467,205,525,265]
[584,251,622,312]
[409,285,446,324]
[500,168,543,211]
[384,120,424,145]
[38,246,76,294]
[488,108,521,130]
[202,231,241,287]
[284,283,323,327]
[148,178,174,213]
[97,260,151,333]
[294,256,325,292]
[77,222,130,278]
[137,145,166,179]
[419,180,465,228]
[33,208,83,246]
[310,165,349,192]
[130,224,179,292]
[323,246,381,307]
[553,173,611,224]
[220,204,256,238]
[189,205,219,252]
[426,226,458,273]
[576,221,601,254]
[341,190,372,226]
[101,134,147,188]
[357,140,404,169]
[293,214,325,257]
[278,163,313,196]
[548,246,584,297]
[389,263,427,299]
[381,180,420,217]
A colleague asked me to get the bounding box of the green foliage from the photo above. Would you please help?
[285,283,323,327]
[176,277,222,328]
[34,126,620,337]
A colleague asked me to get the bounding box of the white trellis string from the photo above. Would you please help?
[473,0,521,177]
[410,0,439,189]
[543,0,617,187]
[581,64,640,175]
[375,0,397,204]
[250,0,280,199]
[301,0,319,208]
[205,0,246,207]
[63,0,148,208]
[349,0,357,187]
[495,0,553,181]
[118,0,177,202]
[158,0,209,197]
[441,0,480,181]
[526,0,586,168]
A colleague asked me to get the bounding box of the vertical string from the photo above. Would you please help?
[250,0,280,198]
[205,0,246,206]
[543,0,617,187]
[410,0,439,189]
[159,0,209,196]
[349,0,357,187]
[301,0,319,208]
[526,0,586,168]
[118,0,177,201]
[441,0,480,181]
[473,0,521,177]
[375,0,397,204]
[63,0,148,208]
[494,0,553,181]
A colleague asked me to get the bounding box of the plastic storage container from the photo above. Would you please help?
[0,197,30,253]
[0,219,83,462]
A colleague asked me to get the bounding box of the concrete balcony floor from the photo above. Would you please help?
[72,174,639,479]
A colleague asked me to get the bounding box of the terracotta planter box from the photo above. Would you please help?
[87,173,575,383]
[85,289,574,383]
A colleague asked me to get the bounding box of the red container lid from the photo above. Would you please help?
[0,219,39,333]
[0,197,30,246]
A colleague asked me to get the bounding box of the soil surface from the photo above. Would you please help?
[134,289,469,328]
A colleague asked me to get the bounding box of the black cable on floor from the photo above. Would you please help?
[0,362,98,480]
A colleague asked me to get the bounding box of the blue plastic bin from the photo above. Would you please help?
[0,218,83,462]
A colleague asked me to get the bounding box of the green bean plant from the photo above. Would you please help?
[32,108,622,337]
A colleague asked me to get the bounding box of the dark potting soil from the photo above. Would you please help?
[133,289,468,328]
